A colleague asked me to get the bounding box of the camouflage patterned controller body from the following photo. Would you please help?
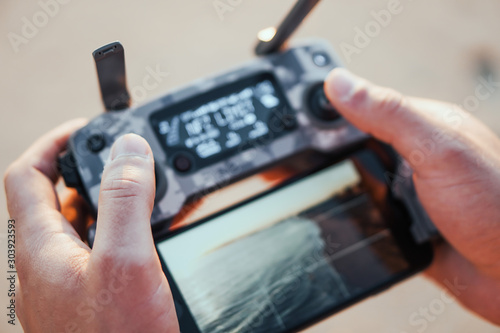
[60,39,376,245]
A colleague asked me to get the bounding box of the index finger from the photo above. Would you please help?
[4,118,87,231]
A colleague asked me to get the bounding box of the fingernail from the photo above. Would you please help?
[110,134,152,161]
[327,68,358,103]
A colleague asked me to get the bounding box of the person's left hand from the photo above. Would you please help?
[4,119,180,332]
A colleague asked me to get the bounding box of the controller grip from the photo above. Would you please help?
[87,223,97,247]
[59,150,99,246]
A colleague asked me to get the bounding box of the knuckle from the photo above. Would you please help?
[3,162,22,189]
[348,82,370,109]
[438,135,471,162]
[100,158,153,200]
[100,178,144,200]
[93,249,156,279]
[347,83,407,121]
[373,87,406,118]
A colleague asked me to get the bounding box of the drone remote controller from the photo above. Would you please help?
[59,39,437,246]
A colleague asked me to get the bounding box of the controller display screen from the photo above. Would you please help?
[150,73,294,171]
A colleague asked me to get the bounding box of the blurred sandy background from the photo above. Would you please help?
[1,0,500,332]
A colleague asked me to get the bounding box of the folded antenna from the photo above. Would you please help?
[93,41,131,111]
[254,0,321,56]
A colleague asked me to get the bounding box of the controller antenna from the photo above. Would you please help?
[254,0,321,56]
[93,41,131,111]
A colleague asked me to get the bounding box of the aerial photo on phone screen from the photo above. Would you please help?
[158,160,409,333]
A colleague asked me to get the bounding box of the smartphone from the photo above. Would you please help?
[155,144,433,333]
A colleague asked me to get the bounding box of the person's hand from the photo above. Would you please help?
[324,68,500,325]
[4,119,180,333]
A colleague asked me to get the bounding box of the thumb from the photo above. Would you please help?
[88,135,179,332]
[324,68,449,174]
[92,134,156,259]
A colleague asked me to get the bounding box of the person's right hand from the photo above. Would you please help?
[325,68,500,325]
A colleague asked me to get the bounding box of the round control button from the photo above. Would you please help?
[86,134,106,153]
[269,111,297,132]
[281,115,297,130]
[308,84,340,122]
[173,153,193,172]
[312,52,330,67]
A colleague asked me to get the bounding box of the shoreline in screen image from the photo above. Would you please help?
[157,160,409,333]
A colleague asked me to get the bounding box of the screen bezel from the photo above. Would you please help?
[155,141,433,333]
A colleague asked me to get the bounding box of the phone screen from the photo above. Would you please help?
[156,149,432,333]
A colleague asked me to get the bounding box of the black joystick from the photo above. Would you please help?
[308,83,340,122]
[154,161,168,204]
